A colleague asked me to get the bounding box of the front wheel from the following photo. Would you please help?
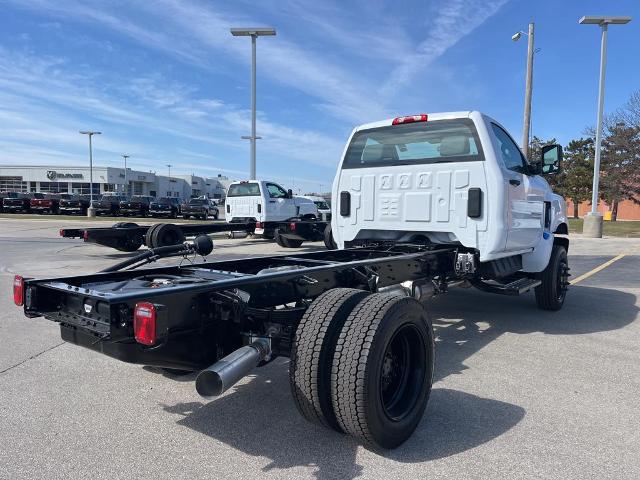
[331,294,434,449]
[535,244,569,311]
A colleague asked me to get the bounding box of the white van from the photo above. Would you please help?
[226,181,318,235]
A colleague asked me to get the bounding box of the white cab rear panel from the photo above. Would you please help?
[335,162,488,247]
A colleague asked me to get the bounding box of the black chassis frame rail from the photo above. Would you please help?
[59,220,327,250]
[22,244,457,370]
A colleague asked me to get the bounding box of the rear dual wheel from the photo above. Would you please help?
[290,290,434,449]
[275,229,304,248]
[145,223,185,249]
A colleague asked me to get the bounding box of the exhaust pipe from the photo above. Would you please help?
[195,338,271,398]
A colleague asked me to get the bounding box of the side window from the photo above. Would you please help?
[491,124,526,173]
[266,183,287,198]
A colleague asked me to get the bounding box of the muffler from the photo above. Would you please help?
[195,338,271,398]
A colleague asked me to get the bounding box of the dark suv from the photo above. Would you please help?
[150,197,181,218]
[94,195,126,216]
[119,196,153,217]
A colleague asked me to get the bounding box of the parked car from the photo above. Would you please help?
[93,195,126,216]
[30,193,62,214]
[119,196,153,217]
[182,198,216,220]
[150,197,181,219]
[59,195,91,215]
[2,192,32,213]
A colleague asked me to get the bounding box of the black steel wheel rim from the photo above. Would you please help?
[557,259,569,302]
[379,323,426,421]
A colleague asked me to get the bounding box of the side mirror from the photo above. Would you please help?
[540,144,562,175]
[287,189,293,199]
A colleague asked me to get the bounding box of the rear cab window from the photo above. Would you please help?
[343,118,484,168]
[227,183,261,197]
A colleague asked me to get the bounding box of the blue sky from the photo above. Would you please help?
[1,0,639,192]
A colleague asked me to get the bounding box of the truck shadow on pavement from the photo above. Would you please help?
[162,284,637,479]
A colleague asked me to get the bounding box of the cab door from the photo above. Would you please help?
[490,124,543,251]
[265,182,296,220]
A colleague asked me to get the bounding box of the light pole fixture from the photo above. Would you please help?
[231,27,277,180]
[166,164,172,196]
[122,154,130,196]
[512,23,535,158]
[79,130,101,216]
[579,15,632,238]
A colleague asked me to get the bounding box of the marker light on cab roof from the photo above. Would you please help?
[392,114,428,125]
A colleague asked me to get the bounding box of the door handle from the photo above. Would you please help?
[509,179,521,186]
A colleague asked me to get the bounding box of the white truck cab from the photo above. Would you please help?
[301,195,331,221]
[226,180,318,224]
[332,111,568,273]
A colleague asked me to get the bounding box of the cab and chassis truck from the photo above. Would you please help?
[14,112,569,449]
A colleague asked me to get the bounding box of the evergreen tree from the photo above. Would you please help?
[600,122,640,221]
[556,138,594,218]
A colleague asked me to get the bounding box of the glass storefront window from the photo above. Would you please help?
[0,176,28,192]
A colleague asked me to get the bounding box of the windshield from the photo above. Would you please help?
[227,183,260,197]
[343,119,484,168]
[189,199,206,205]
[314,201,330,210]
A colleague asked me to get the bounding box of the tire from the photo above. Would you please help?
[145,223,163,248]
[113,222,139,229]
[535,244,569,311]
[331,294,434,449]
[183,215,189,220]
[275,229,303,248]
[324,223,337,250]
[275,232,286,247]
[151,223,185,248]
[290,288,370,431]
[114,222,143,252]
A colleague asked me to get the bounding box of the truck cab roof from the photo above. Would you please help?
[353,111,475,132]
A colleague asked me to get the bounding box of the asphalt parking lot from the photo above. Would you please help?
[0,217,638,480]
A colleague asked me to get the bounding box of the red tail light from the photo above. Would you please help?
[59,229,65,237]
[83,230,89,241]
[256,221,263,229]
[13,275,24,306]
[392,114,428,125]
[134,302,156,346]
[289,222,297,231]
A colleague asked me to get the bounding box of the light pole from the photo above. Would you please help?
[79,130,101,217]
[231,27,277,180]
[166,164,172,197]
[512,23,535,158]
[122,154,130,196]
[579,15,632,238]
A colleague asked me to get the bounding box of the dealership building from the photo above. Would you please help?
[0,165,232,199]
